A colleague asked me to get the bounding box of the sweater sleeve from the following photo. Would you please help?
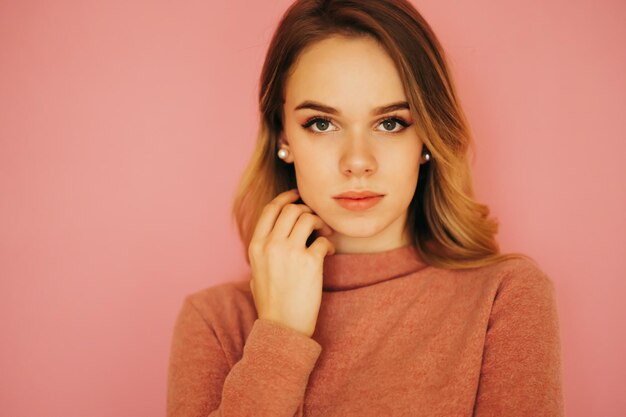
[166,296,322,417]
[473,263,565,417]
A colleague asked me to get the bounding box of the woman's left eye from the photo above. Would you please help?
[377,117,410,133]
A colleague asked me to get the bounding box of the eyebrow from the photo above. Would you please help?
[294,100,410,116]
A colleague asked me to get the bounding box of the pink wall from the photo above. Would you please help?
[1,1,624,416]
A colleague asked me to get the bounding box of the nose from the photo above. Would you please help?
[339,132,378,177]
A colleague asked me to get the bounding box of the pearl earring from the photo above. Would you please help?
[424,152,430,162]
[277,148,288,159]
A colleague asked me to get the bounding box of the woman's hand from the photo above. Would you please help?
[248,189,335,338]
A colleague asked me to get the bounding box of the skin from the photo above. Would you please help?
[248,189,334,336]
[278,34,429,254]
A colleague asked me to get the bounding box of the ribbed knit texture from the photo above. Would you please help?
[166,244,564,416]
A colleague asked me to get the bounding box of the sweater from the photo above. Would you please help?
[166,244,565,417]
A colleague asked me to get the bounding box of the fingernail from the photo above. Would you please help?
[293,188,299,195]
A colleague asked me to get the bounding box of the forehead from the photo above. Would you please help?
[284,35,407,112]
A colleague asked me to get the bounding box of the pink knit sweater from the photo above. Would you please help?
[166,244,564,416]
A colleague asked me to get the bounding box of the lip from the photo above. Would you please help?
[333,190,383,199]
[333,191,385,211]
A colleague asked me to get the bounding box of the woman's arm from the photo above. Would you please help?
[473,262,565,417]
[166,296,321,417]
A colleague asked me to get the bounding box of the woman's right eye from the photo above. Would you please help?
[301,116,338,134]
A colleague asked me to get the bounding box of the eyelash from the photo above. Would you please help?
[301,115,412,134]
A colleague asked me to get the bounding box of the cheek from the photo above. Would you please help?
[292,158,327,198]
[293,146,334,177]
[293,158,322,183]
[386,154,421,191]
[387,146,421,171]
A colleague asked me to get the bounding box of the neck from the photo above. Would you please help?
[322,243,428,291]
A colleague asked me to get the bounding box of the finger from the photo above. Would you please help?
[289,212,332,246]
[308,235,336,257]
[250,189,300,242]
[270,203,313,239]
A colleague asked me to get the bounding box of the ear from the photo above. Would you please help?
[278,132,295,164]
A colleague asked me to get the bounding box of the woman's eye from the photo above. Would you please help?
[302,117,336,133]
[301,116,410,134]
[377,118,409,133]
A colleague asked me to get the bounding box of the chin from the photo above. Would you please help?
[328,217,385,237]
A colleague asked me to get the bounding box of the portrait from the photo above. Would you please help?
[1,1,624,417]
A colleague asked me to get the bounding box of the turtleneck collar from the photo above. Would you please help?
[322,244,429,291]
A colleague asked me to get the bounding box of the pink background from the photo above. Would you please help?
[1,0,624,416]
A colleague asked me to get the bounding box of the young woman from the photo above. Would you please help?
[167,1,565,416]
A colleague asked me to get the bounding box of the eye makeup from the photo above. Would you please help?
[300,113,412,134]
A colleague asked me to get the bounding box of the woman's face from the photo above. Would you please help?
[279,35,427,254]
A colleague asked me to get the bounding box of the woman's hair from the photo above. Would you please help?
[231,0,531,269]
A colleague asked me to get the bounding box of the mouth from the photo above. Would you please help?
[333,192,385,211]
[332,190,384,199]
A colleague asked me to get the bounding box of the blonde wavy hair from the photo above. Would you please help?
[231,0,530,269]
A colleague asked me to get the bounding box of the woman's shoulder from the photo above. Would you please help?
[472,254,557,307]
[445,253,556,301]
[181,272,256,326]
[492,255,554,290]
